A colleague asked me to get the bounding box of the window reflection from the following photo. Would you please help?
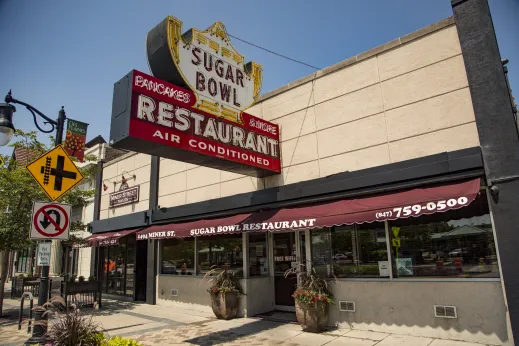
[197,234,243,274]
[161,238,195,275]
[389,194,498,278]
[311,223,388,278]
[249,234,269,276]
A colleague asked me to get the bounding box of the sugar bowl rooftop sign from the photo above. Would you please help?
[109,17,280,177]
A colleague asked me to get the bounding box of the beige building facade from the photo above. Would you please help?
[89,2,519,345]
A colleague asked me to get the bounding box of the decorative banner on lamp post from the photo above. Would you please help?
[64,119,88,162]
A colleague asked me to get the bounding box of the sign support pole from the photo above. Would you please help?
[26,108,66,345]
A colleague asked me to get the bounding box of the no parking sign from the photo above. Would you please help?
[30,201,71,240]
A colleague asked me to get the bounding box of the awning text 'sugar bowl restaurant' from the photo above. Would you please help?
[89,1,519,344]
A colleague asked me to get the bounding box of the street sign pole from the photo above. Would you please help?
[26,108,66,345]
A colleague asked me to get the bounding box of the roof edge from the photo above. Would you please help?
[256,16,455,103]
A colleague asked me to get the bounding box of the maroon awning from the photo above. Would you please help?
[136,178,481,240]
[87,229,139,247]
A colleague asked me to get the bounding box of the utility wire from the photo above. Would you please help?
[227,33,321,71]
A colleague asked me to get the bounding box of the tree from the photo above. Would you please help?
[0,130,97,316]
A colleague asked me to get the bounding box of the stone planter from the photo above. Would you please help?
[295,300,329,333]
[210,292,239,320]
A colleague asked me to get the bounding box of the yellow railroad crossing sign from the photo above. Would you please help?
[26,145,84,201]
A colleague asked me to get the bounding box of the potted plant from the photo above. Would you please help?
[203,266,244,320]
[285,264,335,333]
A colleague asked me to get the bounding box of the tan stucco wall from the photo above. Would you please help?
[153,22,478,208]
[243,276,275,316]
[98,21,479,214]
[158,276,508,345]
[99,152,151,218]
[77,200,94,278]
[157,275,247,316]
[330,281,508,345]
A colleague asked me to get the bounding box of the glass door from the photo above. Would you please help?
[273,232,300,310]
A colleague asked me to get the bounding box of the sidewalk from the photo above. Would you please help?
[0,298,496,346]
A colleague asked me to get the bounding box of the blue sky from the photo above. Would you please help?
[0,0,517,156]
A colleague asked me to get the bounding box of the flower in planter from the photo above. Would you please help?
[285,264,335,307]
[203,267,244,296]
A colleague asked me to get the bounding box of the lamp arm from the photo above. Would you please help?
[26,107,56,134]
[5,91,58,131]
[6,95,58,126]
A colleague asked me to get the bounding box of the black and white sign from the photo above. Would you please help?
[109,185,140,208]
[30,201,71,240]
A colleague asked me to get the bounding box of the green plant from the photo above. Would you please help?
[285,264,335,307]
[17,274,25,279]
[78,276,86,282]
[203,266,244,296]
[104,335,143,346]
[88,276,96,281]
[68,274,77,283]
[35,296,103,346]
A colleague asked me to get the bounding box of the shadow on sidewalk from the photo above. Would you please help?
[90,299,138,316]
[183,319,282,345]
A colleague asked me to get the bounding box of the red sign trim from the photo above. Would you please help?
[33,204,69,237]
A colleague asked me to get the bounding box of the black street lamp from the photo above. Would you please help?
[1,90,66,344]
[0,90,66,147]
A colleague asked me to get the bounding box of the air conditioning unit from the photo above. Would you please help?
[339,301,355,312]
[171,288,179,297]
[434,305,457,319]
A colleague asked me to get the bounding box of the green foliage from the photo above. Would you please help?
[204,267,244,296]
[0,130,98,252]
[103,336,143,346]
[37,296,103,346]
[78,275,86,282]
[88,276,96,281]
[285,264,335,306]
[68,274,77,283]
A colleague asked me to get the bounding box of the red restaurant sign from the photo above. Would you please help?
[109,70,280,177]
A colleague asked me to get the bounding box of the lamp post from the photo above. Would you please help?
[0,90,66,147]
[0,90,66,344]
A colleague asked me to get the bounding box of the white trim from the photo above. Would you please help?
[384,221,393,279]
[305,229,311,275]
[242,232,249,279]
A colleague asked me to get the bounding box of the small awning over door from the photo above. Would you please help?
[86,228,139,247]
[136,178,481,240]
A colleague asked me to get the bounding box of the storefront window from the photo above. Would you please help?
[311,222,388,278]
[389,193,499,278]
[161,238,195,275]
[249,234,269,276]
[125,237,135,296]
[105,242,126,295]
[197,234,243,274]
